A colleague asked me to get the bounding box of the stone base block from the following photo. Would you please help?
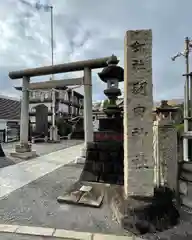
[80,147,86,158]
[49,126,60,142]
[75,156,86,164]
[109,186,180,235]
[10,151,37,160]
[15,143,31,153]
[74,146,87,164]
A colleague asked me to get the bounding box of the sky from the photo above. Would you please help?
[0,0,192,102]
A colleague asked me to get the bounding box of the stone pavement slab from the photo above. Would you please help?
[0,143,83,199]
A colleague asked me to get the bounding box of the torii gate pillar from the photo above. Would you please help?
[76,67,93,163]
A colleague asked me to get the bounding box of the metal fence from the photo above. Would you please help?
[6,127,20,142]
[0,128,19,143]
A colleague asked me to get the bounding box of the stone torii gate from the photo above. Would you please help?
[9,56,116,159]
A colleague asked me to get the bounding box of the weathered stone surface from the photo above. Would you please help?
[153,120,178,192]
[126,169,154,196]
[124,29,154,197]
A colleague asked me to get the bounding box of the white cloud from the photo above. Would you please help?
[0,0,192,101]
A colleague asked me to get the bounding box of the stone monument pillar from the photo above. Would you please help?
[122,30,179,235]
[124,29,154,197]
[153,102,178,193]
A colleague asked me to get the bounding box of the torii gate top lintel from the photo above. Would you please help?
[9,55,118,80]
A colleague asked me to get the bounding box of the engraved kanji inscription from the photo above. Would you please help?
[130,41,145,52]
[132,81,147,95]
[133,105,146,117]
[131,153,149,169]
[132,127,144,136]
[132,59,145,70]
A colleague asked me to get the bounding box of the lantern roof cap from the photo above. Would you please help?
[155,100,178,113]
[98,65,124,83]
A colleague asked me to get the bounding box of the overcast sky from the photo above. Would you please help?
[0,0,191,101]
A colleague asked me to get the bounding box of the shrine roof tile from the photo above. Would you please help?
[0,97,20,120]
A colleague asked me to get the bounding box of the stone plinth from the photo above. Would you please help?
[75,146,86,164]
[15,143,32,153]
[124,29,154,197]
[80,142,124,184]
[11,143,37,160]
[98,118,123,132]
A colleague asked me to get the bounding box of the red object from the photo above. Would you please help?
[94,132,123,141]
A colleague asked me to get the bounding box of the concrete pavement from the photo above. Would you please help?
[0,143,83,199]
[1,140,83,164]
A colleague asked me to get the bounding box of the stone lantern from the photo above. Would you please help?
[98,55,124,118]
[154,100,178,122]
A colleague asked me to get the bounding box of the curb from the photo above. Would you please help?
[0,224,141,239]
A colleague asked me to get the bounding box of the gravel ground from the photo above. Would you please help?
[0,156,15,168]
[0,163,125,235]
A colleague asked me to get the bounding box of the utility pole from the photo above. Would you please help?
[50,5,54,80]
[35,2,54,80]
[184,37,190,161]
[172,37,191,161]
